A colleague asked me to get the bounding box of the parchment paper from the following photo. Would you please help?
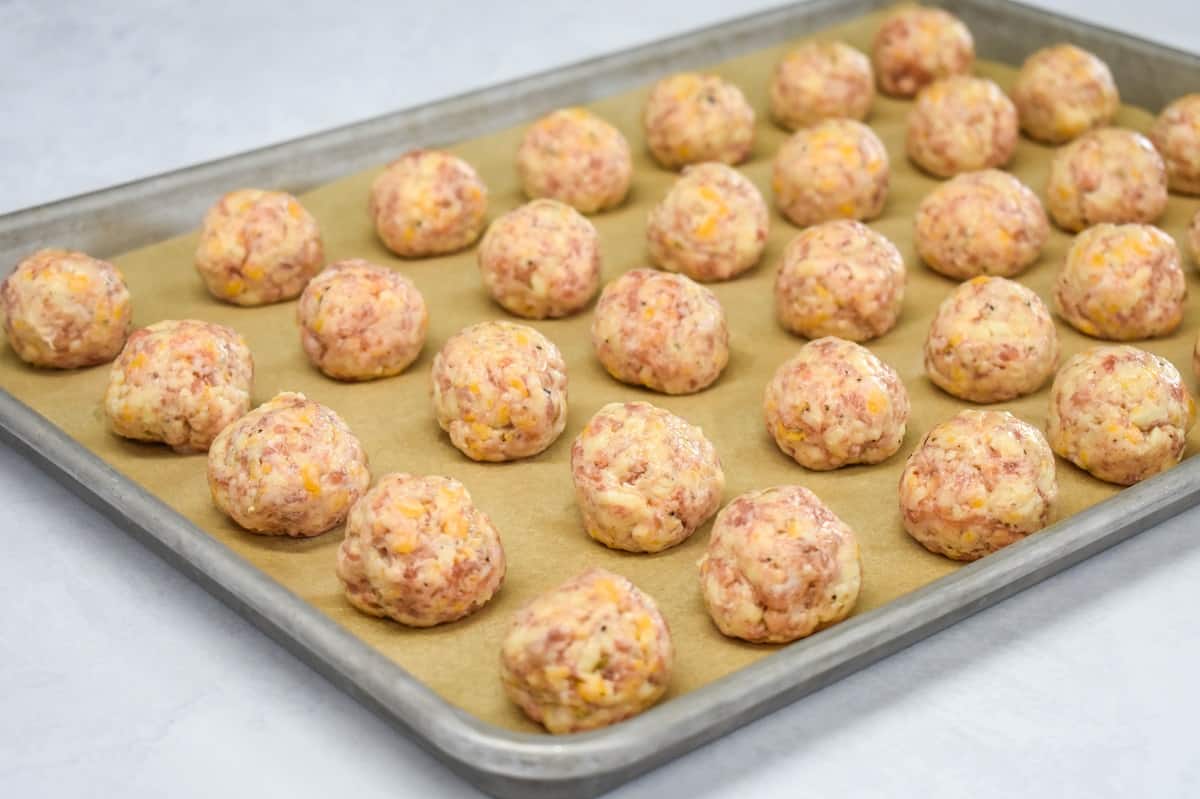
[3,7,1199,733]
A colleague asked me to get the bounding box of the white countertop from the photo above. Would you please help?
[2,2,1198,797]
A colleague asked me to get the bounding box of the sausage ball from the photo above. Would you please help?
[1149,94,1200,195]
[1,249,131,368]
[646,162,769,283]
[104,319,253,453]
[699,485,861,643]
[431,320,568,462]
[1045,128,1168,232]
[642,73,755,169]
[871,5,974,98]
[336,473,505,627]
[195,189,323,305]
[207,392,370,536]
[369,149,488,258]
[1010,44,1119,144]
[764,336,909,470]
[1053,224,1185,341]
[477,199,601,318]
[914,169,1049,280]
[769,40,874,131]
[500,568,673,734]
[571,401,724,553]
[1047,346,1195,485]
[775,219,905,342]
[296,259,428,381]
[591,269,729,394]
[517,108,633,214]
[772,119,890,227]
[899,409,1057,561]
[906,76,1018,178]
[925,276,1058,403]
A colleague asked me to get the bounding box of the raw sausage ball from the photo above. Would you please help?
[906,76,1018,177]
[871,5,974,98]
[899,410,1057,561]
[517,108,633,214]
[1053,224,1185,341]
[1047,346,1195,485]
[431,320,568,462]
[571,401,724,553]
[207,392,370,536]
[1149,94,1200,195]
[769,40,874,131]
[336,473,505,627]
[368,150,488,258]
[646,162,769,282]
[477,199,601,318]
[1045,128,1168,232]
[591,269,729,394]
[914,169,1049,280]
[925,276,1059,403]
[642,73,755,169]
[772,119,890,227]
[775,219,905,342]
[1010,44,1119,144]
[764,336,909,470]
[195,189,323,306]
[500,568,673,734]
[1,249,131,368]
[105,319,253,453]
[296,259,428,381]
[699,485,861,643]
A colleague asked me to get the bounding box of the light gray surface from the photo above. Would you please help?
[1,1,1199,797]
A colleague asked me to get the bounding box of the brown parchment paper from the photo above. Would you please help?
[4,7,1200,733]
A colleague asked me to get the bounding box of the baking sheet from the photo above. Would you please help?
[2,6,1199,734]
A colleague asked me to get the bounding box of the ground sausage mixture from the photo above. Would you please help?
[296,259,428,381]
[914,169,1048,280]
[1053,223,1185,341]
[516,108,633,214]
[925,276,1059,403]
[899,409,1057,561]
[207,392,369,536]
[105,319,253,453]
[477,199,601,318]
[431,320,568,462]
[336,473,505,627]
[775,219,905,342]
[642,73,755,169]
[1047,346,1195,486]
[591,269,729,394]
[646,162,769,283]
[369,150,488,258]
[764,336,909,470]
[906,76,1018,178]
[499,568,673,734]
[772,119,890,227]
[1,248,131,368]
[699,485,861,643]
[1045,128,1168,232]
[571,401,724,553]
[871,5,974,98]
[1149,93,1200,195]
[195,189,324,305]
[1010,44,1119,144]
[769,40,874,131]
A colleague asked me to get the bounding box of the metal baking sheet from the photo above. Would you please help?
[2,1,1199,796]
